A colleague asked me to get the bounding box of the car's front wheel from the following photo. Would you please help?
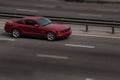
[46,32,56,41]
[12,29,21,38]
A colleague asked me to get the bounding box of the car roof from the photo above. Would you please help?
[23,16,44,20]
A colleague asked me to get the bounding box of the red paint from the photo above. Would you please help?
[4,16,72,39]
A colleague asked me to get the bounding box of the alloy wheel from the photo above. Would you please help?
[47,32,56,41]
[12,29,20,38]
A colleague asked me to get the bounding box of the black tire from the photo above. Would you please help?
[46,32,56,41]
[12,29,21,38]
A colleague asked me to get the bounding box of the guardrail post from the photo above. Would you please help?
[86,25,88,32]
[112,26,115,34]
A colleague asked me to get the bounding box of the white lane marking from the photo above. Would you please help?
[85,78,94,80]
[65,44,95,48]
[0,38,15,41]
[37,54,69,60]
[96,8,119,12]
[72,33,120,39]
[16,9,38,12]
[35,4,56,8]
[79,13,103,17]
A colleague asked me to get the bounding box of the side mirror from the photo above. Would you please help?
[34,24,39,27]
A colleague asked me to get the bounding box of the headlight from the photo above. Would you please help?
[57,31,61,34]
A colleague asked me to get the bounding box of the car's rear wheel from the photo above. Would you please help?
[12,29,21,38]
[47,32,56,41]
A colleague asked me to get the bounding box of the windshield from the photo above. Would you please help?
[37,18,52,26]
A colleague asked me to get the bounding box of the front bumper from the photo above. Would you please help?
[56,30,72,39]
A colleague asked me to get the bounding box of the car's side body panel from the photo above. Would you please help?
[4,16,72,40]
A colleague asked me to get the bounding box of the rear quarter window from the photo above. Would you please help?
[16,20,23,24]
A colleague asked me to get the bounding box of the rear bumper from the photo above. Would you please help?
[56,30,72,39]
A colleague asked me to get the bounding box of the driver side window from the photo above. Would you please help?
[24,19,37,26]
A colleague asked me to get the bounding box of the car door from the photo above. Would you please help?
[34,24,47,37]
[23,19,38,36]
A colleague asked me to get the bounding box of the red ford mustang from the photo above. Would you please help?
[4,16,72,41]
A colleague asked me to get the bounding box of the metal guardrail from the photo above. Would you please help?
[0,12,120,34]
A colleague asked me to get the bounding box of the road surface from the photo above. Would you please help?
[1,0,120,21]
[0,18,120,80]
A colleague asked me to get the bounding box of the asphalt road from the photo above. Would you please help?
[1,0,120,21]
[0,18,120,36]
[0,18,120,80]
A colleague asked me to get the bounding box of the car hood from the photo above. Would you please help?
[45,23,70,31]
